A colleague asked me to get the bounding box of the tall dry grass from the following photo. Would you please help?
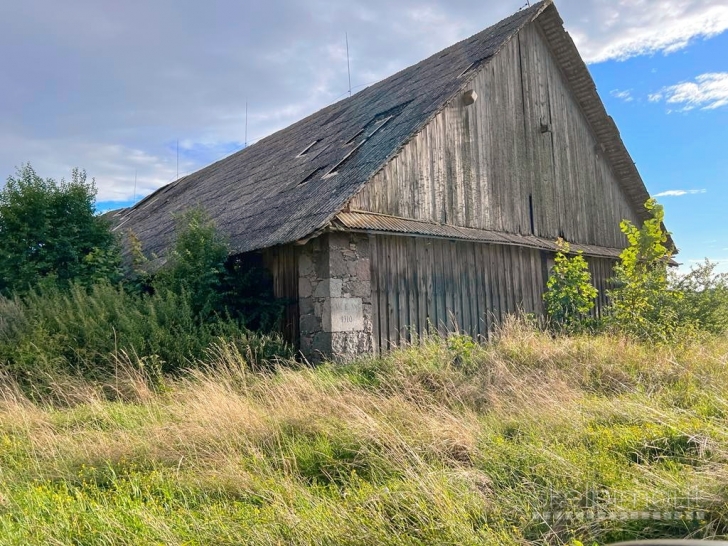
[0,320,727,544]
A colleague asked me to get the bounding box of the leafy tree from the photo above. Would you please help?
[153,209,229,319]
[150,208,285,329]
[669,259,728,334]
[543,239,598,332]
[0,164,120,296]
[607,199,680,340]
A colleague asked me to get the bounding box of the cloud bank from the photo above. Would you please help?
[1,0,726,202]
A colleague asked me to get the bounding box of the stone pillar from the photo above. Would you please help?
[298,232,373,362]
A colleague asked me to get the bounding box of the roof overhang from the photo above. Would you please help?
[333,210,624,260]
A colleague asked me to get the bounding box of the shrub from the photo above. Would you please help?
[608,199,681,340]
[0,282,292,390]
[669,259,728,334]
[135,208,286,331]
[543,239,598,332]
[0,164,121,296]
[152,209,229,320]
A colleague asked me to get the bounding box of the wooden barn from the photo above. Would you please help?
[111,0,667,360]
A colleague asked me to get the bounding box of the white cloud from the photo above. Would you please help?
[0,135,184,202]
[610,89,634,102]
[1,0,728,202]
[654,189,707,197]
[649,73,728,111]
[565,1,728,63]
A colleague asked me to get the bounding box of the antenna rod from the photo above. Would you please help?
[346,32,352,97]
[245,101,248,148]
[176,139,179,180]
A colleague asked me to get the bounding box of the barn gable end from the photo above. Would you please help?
[348,10,642,250]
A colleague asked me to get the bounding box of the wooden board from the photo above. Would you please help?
[349,22,641,250]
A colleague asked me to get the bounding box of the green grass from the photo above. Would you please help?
[1,321,727,545]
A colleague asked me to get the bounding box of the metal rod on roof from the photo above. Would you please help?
[176,139,179,180]
[346,32,352,97]
[245,101,248,148]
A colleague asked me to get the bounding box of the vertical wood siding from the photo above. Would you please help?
[370,234,547,350]
[262,245,300,347]
[588,257,617,318]
[350,21,641,249]
[370,234,616,352]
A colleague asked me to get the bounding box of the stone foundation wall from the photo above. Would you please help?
[298,232,373,361]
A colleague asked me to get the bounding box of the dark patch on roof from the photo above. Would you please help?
[111,1,551,257]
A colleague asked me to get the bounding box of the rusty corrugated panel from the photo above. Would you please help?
[334,211,625,260]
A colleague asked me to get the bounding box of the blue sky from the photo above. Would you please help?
[591,31,728,271]
[1,0,727,272]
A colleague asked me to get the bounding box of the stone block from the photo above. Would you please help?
[300,314,321,335]
[328,250,349,277]
[356,259,371,281]
[311,331,334,361]
[313,278,342,298]
[298,277,313,298]
[298,253,314,277]
[323,298,364,332]
[328,232,350,250]
[348,280,371,299]
[299,297,314,316]
[355,237,370,258]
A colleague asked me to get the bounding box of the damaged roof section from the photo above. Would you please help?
[110,0,662,258]
[108,2,551,258]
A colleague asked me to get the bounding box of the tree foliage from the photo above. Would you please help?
[543,239,598,332]
[152,209,230,319]
[136,208,286,331]
[607,199,680,340]
[0,164,120,296]
[669,259,728,334]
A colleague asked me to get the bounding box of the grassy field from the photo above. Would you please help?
[1,321,727,545]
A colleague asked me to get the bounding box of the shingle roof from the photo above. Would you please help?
[109,1,551,257]
[111,0,668,257]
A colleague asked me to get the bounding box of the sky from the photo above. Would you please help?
[1,0,727,272]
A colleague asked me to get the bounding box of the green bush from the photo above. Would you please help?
[133,208,286,331]
[608,199,681,341]
[543,239,598,332]
[151,209,230,320]
[669,260,728,334]
[0,282,292,389]
[0,164,121,296]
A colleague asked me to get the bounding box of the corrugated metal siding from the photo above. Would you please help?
[335,211,623,259]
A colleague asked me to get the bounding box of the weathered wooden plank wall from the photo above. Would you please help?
[370,234,617,351]
[261,244,300,347]
[370,234,547,351]
[350,20,640,250]
[588,257,617,318]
